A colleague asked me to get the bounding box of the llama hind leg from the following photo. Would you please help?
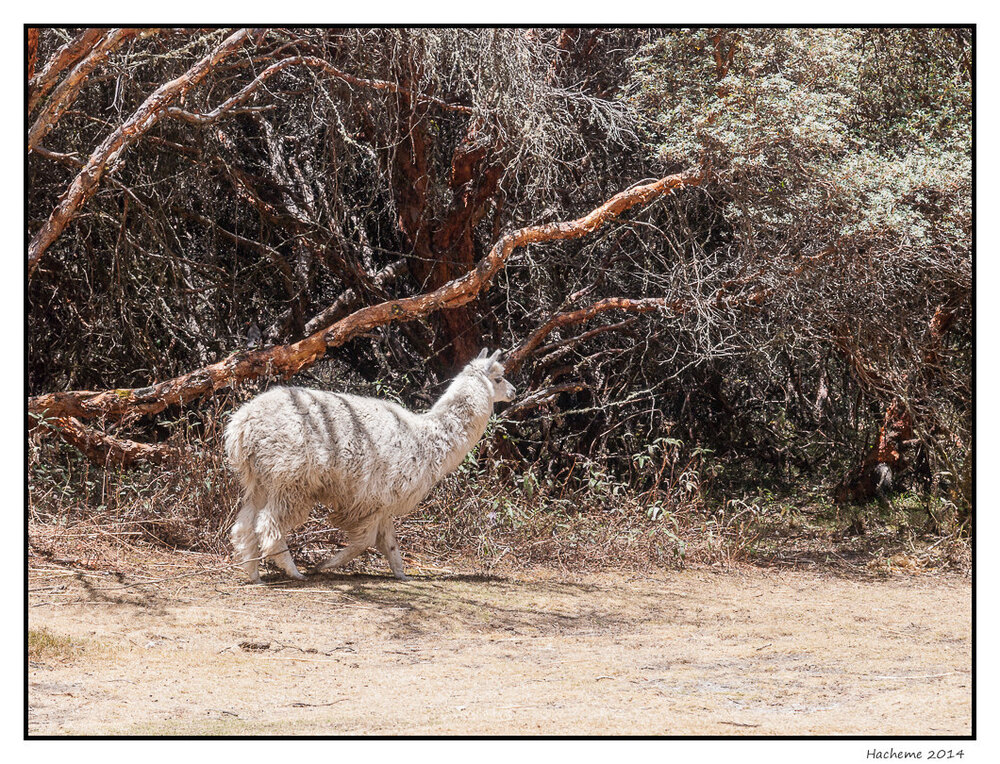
[376,517,409,581]
[272,537,307,581]
[255,508,306,581]
[231,500,263,584]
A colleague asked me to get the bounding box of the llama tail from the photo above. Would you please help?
[223,408,260,499]
[223,409,246,468]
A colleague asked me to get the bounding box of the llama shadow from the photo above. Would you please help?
[279,569,677,638]
[28,569,175,618]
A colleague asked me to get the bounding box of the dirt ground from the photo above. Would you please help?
[27,557,971,736]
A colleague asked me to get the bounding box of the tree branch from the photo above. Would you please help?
[27,28,255,279]
[165,55,472,126]
[28,28,156,151]
[505,296,688,375]
[27,27,39,82]
[503,383,589,418]
[504,240,839,376]
[303,257,410,335]
[27,168,702,424]
[42,416,189,468]
[28,27,106,114]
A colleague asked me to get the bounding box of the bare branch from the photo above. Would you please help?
[165,55,473,125]
[28,29,157,150]
[27,28,255,279]
[505,297,688,376]
[41,416,189,467]
[27,168,702,423]
[503,382,589,418]
[28,27,105,113]
[303,258,410,335]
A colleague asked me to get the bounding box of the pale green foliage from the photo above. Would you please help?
[635,29,855,166]
[835,148,971,246]
[630,28,970,254]
[624,28,971,503]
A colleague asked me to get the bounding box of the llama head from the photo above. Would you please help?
[472,348,516,404]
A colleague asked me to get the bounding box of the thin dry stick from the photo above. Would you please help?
[166,55,472,125]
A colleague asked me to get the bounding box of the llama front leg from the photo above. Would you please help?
[269,534,307,581]
[376,517,409,581]
[315,525,377,574]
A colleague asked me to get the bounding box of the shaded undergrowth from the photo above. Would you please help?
[27,432,970,580]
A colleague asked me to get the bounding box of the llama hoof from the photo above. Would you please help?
[288,570,307,581]
[315,557,344,574]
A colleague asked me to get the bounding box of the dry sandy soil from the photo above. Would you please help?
[28,558,971,736]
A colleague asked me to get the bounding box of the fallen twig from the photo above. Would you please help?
[288,699,348,707]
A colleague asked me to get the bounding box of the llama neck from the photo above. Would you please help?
[425,374,493,480]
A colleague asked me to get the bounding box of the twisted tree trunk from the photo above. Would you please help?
[834,305,958,504]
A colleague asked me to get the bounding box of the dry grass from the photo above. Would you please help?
[28,627,92,664]
[28,432,971,581]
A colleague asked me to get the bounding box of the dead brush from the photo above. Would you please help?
[29,426,714,576]
[405,455,701,574]
[686,497,768,566]
[29,423,241,571]
[32,419,966,578]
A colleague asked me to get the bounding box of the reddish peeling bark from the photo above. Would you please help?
[28,28,156,151]
[835,400,914,504]
[389,83,431,251]
[711,29,739,80]
[427,125,506,367]
[27,28,38,81]
[28,168,702,427]
[45,417,188,467]
[27,28,253,278]
[389,98,503,368]
[28,27,106,114]
[303,258,410,335]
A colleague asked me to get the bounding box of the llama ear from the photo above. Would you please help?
[488,349,501,363]
[477,348,489,360]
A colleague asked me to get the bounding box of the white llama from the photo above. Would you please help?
[224,349,515,582]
